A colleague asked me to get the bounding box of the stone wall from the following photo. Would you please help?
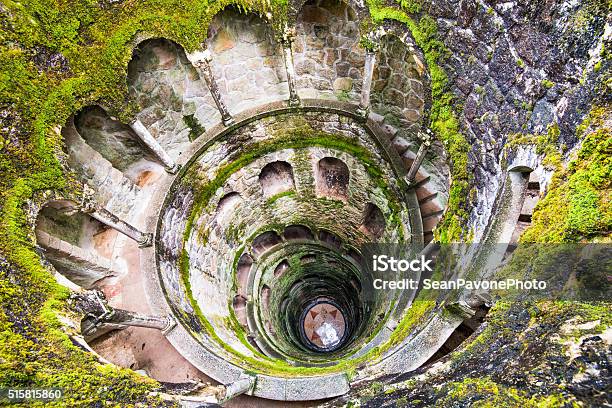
[206,8,289,113]
[156,110,412,368]
[129,39,220,159]
[371,34,425,135]
[426,0,609,240]
[294,0,364,101]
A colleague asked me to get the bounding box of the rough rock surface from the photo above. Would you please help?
[327,302,611,407]
[426,0,610,240]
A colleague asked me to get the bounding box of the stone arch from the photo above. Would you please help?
[251,231,283,256]
[294,0,365,101]
[259,161,295,198]
[35,200,117,289]
[71,106,164,186]
[359,203,386,240]
[205,6,288,113]
[236,253,253,296]
[215,192,242,224]
[506,145,539,174]
[316,157,350,200]
[128,38,215,153]
[283,224,315,240]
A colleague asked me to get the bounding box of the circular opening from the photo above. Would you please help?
[300,300,347,351]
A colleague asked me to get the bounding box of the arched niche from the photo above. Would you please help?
[35,200,117,289]
[359,203,386,240]
[318,229,342,249]
[259,161,295,198]
[71,106,162,185]
[274,260,290,278]
[128,38,213,151]
[232,294,248,327]
[236,253,253,296]
[261,284,271,312]
[251,231,283,256]
[283,224,314,241]
[316,157,350,200]
[215,192,243,225]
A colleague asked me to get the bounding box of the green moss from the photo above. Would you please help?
[518,108,611,242]
[336,89,352,102]
[541,79,555,89]
[365,3,472,242]
[0,2,295,400]
[1,0,605,398]
[183,114,205,142]
[441,377,569,407]
[394,0,423,14]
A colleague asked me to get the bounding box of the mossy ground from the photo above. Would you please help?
[507,107,611,242]
[338,300,610,407]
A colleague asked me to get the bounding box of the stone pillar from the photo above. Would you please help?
[73,290,175,338]
[129,119,179,174]
[108,308,175,331]
[281,27,300,107]
[187,50,235,126]
[88,207,153,248]
[406,129,433,185]
[79,185,153,248]
[357,49,377,118]
[221,375,255,402]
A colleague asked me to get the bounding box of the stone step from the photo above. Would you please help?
[412,175,431,189]
[422,213,443,232]
[418,192,438,205]
[419,198,442,216]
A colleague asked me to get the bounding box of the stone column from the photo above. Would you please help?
[130,119,180,174]
[221,375,255,402]
[281,27,300,107]
[406,129,433,185]
[357,49,377,118]
[79,185,153,247]
[187,50,235,126]
[88,207,153,247]
[73,290,175,338]
[108,308,175,331]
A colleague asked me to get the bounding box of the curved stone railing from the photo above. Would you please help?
[138,98,444,400]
